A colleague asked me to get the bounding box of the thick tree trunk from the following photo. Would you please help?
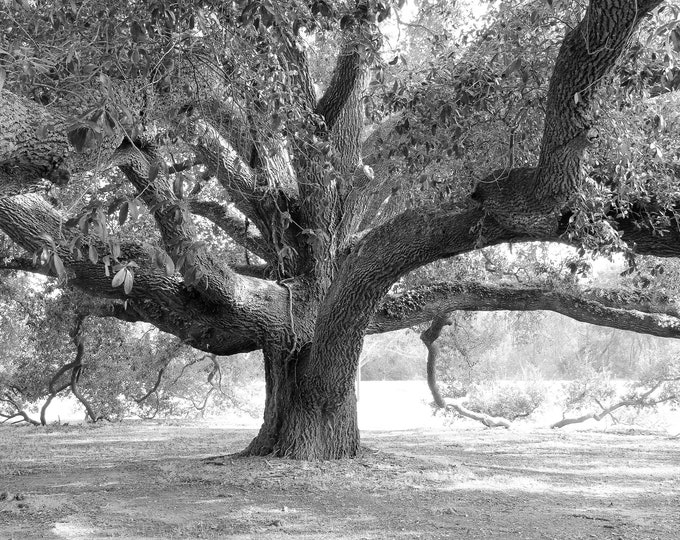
[242,343,360,459]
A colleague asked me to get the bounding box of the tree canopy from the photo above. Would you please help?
[1,0,680,458]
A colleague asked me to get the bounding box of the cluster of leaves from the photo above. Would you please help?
[464,381,546,421]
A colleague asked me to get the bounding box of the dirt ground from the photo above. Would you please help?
[0,421,678,539]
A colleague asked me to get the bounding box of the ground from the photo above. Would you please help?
[0,419,678,540]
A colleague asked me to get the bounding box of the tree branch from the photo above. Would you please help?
[420,313,452,408]
[315,38,365,131]
[419,314,511,428]
[0,194,279,355]
[533,0,664,204]
[370,281,680,340]
[551,387,676,429]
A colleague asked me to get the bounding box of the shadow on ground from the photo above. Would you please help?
[0,421,678,539]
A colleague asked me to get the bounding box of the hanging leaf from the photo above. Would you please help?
[129,199,140,220]
[102,255,111,277]
[40,247,50,265]
[109,239,121,260]
[78,214,90,235]
[88,244,98,264]
[148,163,160,182]
[52,253,66,278]
[123,268,134,294]
[112,267,126,288]
[164,253,175,276]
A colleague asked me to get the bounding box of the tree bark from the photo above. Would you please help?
[239,343,360,459]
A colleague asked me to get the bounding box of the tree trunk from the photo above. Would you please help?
[242,344,360,459]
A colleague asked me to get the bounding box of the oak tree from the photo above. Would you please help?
[1,0,679,458]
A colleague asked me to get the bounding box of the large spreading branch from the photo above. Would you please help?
[470,1,663,236]
[113,139,284,312]
[369,281,680,340]
[315,38,366,131]
[0,194,281,355]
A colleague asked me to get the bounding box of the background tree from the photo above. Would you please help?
[1,0,680,458]
[0,274,263,424]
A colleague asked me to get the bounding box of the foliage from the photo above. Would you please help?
[464,381,545,421]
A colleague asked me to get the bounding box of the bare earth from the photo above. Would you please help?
[0,421,678,539]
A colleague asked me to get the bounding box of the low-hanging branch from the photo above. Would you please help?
[419,313,512,428]
[551,379,680,429]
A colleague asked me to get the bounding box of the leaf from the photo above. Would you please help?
[111,267,126,288]
[174,253,186,272]
[164,254,175,276]
[88,244,98,264]
[52,253,66,277]
[129,199,140,220]
[118,201,129,226]
[183,265,197,286]
[0,66,6,92]
[67,126,95,153]
[130,20,147,42]
[102,255,111,277]
[123,269,134,295]
[110,239,121,260]
[573,92,581,104]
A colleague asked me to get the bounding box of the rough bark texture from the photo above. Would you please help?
[421,314,452,409]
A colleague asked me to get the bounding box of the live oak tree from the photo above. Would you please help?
[2,0,680,458]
